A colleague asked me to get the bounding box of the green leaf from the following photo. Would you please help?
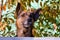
[7,26,11,31]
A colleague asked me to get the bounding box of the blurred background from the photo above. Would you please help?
[0,0,60,37]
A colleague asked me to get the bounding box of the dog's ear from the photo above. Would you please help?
[33,8,42,21]
[16,3,22,15]
[15,3,23,18]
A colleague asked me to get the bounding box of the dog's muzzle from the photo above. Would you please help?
[23,19,32,28]
[23,20,29,27]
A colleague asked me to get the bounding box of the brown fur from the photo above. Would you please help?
[16,10,33,37]
[15,3,42,37]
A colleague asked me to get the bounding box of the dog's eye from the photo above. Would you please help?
[29,13,34,18]
[21,13,25,17]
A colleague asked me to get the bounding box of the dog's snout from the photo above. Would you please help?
[28,18,32,25]
[28,18,32,22]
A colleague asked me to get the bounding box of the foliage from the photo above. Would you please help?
[0,4,16,37]
[33,0,60,37]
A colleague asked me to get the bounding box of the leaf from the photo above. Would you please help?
[7,26,11,31]
[35,0,38,3]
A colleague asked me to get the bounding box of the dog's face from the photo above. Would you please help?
[15,3,42,28]
[15,3,42,37]
[18,10,33,27]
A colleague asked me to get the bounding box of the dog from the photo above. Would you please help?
[15,2,42,37]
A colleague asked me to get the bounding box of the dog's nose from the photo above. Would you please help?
[28,18,32,22]
[28,18,32,25]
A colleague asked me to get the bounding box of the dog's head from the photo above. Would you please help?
[15,3,42,27]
